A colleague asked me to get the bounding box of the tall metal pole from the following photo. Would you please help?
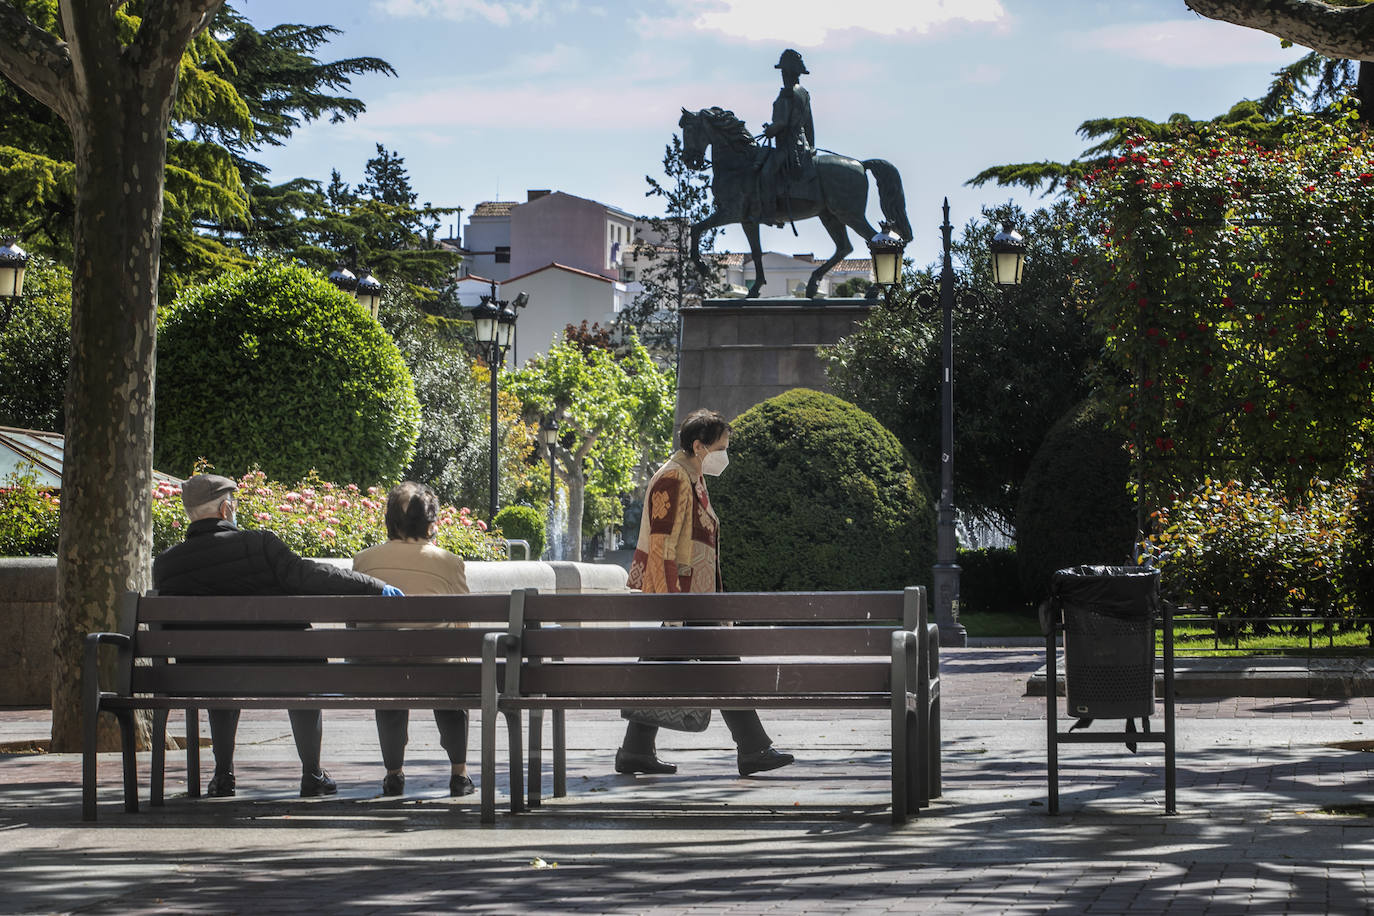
[488,341,500,520]
[935,198,967,647]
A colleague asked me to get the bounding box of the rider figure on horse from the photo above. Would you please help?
[758,49,816,228]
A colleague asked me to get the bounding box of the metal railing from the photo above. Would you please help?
[1168,608,1374,655]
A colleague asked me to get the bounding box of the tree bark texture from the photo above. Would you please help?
[0,0,224,751]
[1186,0,1374,61]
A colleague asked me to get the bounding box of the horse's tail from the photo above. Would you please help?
[863,159,912,241]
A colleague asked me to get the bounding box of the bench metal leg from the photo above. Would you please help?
[927,695,942,800]
[1047,629,1059,815]
[890,695,908,824]
[116,710,139,814]
[527,710,544,808]
[186,708,201,798]
[480,706,497,825]
[552,710,566,798]
[82,700,100,822]
[504,710,525,814]
[151,709,169,806]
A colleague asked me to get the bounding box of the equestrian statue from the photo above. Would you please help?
[679,49,912,299]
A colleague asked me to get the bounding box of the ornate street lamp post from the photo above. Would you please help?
[0,237,30,333]
[868,200,1026,647]
[470,281,526,520]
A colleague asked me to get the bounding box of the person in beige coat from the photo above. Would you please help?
[353,481,474,797]
[618,409,794,778]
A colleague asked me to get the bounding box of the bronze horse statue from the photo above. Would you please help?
[679,106,912,299]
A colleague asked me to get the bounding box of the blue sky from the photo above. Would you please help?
[239,0,1307,270]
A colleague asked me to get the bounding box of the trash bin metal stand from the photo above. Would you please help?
[1046,600,1176,815]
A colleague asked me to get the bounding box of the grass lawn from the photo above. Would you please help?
[960,611,1042,639]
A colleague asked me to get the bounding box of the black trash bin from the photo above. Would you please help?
[1050,565,1159,720]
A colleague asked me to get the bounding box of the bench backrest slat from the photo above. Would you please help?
[134,628,495,660]
[136,593,510,626]
[131,663,486,697]
[520,661,890,696]
[520,591,907,625]
[520,626,893,658]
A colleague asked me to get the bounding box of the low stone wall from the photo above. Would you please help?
[0,557,628,708]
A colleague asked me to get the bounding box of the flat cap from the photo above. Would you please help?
[180,473,237,508]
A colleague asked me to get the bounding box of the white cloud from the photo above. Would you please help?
[641,0,1006,47]
[1069,19,1299,69]
[353,80,734,133]
[374,0,545,26]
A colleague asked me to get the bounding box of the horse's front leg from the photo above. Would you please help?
[743,221,765,298]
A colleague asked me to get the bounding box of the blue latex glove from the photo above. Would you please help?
[381,585,404,597]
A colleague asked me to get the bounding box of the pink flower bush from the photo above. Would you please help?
[151,467,507,560]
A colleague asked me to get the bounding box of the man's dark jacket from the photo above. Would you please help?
[153,518,385,596]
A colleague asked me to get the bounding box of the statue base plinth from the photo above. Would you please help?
[674,297,874,426]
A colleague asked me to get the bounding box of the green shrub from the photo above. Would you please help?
[155,260,421,486]
[0,257,71,431]
[0,466,61,555]
[712,389,935,591]
[1340,471,1374,618]
[1016,398,1137,599]
[957,546,1032,616]
[1150,477,1356,623]
[495,504,546,559]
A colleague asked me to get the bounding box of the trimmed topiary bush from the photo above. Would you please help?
[155,260,421,486]
[712,389,935,591]
[1015,397,1137,600]
[957,546,1033,616]
[495,504,546,559]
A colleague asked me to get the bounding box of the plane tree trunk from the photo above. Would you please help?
[0,0,225,751]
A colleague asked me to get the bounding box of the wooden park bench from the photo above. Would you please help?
[82,591,513,821]
[480,586,940,825]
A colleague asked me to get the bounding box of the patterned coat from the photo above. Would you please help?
[627,451,721,594]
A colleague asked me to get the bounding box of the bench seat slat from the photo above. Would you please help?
[131,664,486,696]
[521,626,896,657]
[99,696,482,710]
[499,694,895,710]
[518,661,891,695]
[135,629,497,658]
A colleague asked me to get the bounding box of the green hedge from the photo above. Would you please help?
[712,389,935,591]
[155,260,421,486]
[957,546,1032,616]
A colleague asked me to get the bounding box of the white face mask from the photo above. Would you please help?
[701,448,729,477]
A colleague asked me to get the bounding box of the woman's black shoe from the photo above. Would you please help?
[450,773,476,797]
[381,771,405,796]
[738,747,794,776]
[615,749,677,774]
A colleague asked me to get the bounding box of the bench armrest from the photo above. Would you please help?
[84,632,132,699]
[481,632,517,697]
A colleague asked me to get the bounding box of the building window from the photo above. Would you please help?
[495,246,510,264]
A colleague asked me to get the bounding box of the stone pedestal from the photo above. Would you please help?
[675,297,872,426]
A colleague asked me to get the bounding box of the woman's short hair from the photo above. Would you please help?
[678,408,731,452]
[385,481,439,541]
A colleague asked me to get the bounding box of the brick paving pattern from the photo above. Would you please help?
[2,646,1372,914]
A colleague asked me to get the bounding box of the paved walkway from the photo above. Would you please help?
[3,648,1373,914]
